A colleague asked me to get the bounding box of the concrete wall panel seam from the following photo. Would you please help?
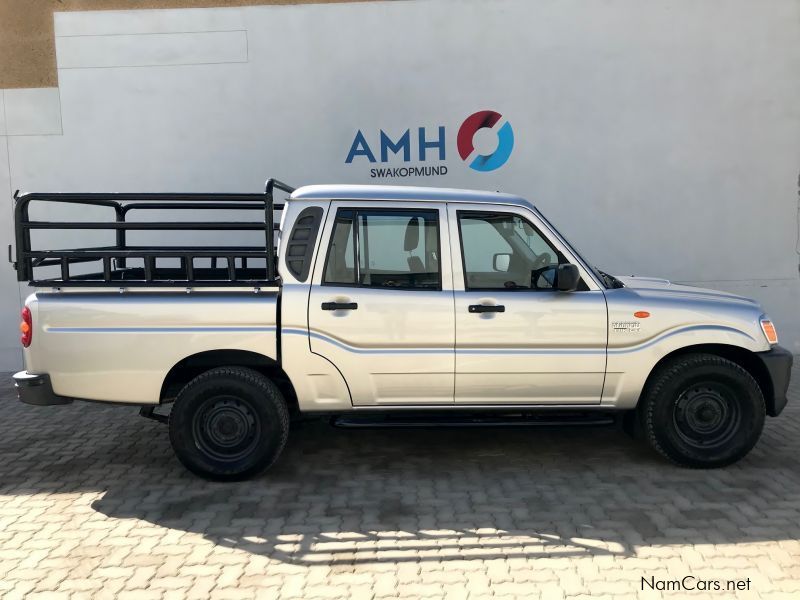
[56,30,249,69]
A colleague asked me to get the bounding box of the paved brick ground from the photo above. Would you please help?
[1,363,799,600]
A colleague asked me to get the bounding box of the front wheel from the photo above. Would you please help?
[640,353,765,468]
[169,367,289,480]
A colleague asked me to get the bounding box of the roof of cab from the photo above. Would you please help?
[289,184,533,208]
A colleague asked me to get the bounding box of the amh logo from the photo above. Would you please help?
[344,110,514,178]
[345,127,446,164]
[457,110,514,172]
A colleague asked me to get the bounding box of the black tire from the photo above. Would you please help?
[168,367,289,481]
[639,353,765,468]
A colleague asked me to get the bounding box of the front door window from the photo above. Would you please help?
[458,211,563,291]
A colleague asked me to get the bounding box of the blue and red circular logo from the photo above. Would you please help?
[457,110,514,172]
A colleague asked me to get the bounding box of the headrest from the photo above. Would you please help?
[404,217,420,251]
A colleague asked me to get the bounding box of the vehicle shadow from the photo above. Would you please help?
[100,419,800,565]
[2,375,798,566]
[93,421,655,565]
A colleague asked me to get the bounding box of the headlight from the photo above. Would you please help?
[760,317,778,344]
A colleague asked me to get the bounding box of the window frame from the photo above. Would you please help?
[321,207,443,292]
[456,209,568,292]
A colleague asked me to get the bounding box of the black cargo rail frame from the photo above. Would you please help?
[12,178,295,288]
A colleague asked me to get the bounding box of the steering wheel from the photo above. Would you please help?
[532,252,551,270]
[530,265,555,290]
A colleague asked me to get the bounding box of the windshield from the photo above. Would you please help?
[528,206,623,289]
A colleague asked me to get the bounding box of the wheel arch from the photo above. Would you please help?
[639,343,775,415]
[160,349,299,415]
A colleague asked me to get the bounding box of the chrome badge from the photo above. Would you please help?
[612,321,641,333]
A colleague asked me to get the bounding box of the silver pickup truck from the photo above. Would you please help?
[12,179,793,480]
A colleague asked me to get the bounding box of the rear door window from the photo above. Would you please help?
[323,209,440,290]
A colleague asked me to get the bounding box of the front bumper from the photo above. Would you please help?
[756,346,793,417]
[13,372,73,406]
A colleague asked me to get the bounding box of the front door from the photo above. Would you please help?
[449,204,607,404]
[308,202,455,405]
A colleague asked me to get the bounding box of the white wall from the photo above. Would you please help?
[1,0,798,369]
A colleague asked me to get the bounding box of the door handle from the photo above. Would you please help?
[321,301,358,311]
[468,304,505,313]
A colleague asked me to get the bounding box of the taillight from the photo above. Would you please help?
[20,307,32,348]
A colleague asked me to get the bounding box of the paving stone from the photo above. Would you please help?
[0,363,798,598]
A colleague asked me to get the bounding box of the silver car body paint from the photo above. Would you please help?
[21,185,772,409]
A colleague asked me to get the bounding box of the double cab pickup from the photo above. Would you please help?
[12,180,792,479]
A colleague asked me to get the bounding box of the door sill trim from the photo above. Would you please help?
[332,412,614,429]
[349,403,603,411]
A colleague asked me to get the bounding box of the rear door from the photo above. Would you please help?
[308,201,455,405]
[448,203,607,404]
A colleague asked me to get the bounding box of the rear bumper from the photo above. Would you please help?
[756,346,793,417]
[13,372,73,406]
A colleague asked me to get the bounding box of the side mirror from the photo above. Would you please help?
[492,253,511,272]
[556,263,580,292]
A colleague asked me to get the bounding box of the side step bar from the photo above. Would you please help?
[331,412,616,429]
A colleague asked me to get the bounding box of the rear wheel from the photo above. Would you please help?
[169,367,289,480]
[640,353,765,468]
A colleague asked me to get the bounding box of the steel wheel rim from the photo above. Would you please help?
[192,394,260,462]
[672,384,741,449]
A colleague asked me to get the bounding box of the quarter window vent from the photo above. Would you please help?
[285,207,323,282]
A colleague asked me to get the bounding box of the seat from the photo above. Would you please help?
[407,255,425,273]
[404,216,424,273]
